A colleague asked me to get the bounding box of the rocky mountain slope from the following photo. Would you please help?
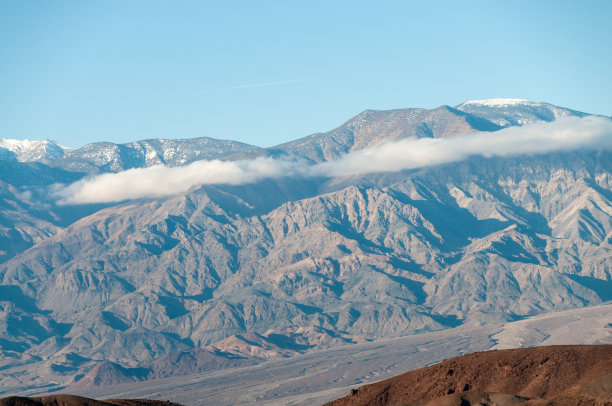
[66,335,301,392]
[0,136,262,261]
[269,105,503,162]
[49,137,262,174]
[0,99,610,394]
[455,98,588,127]
[0,137,261,173]
[325,345,612,406]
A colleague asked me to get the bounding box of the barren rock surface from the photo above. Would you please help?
[326,345,612,406]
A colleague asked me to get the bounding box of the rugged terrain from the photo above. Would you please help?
[325,345,612,406]
[0,99,610,396]
[63,304,612,406]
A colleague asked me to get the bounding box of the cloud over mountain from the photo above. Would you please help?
[53,157,301,204]
[316,115,612,176]
[55,116,612,204]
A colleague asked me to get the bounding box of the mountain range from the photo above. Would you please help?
[0,99,610,397]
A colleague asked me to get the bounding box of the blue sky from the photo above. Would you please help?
[1,0,611,148]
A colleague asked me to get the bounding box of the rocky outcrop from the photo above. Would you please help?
[325,345,612,406]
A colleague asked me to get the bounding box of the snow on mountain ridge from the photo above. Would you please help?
[460,98,532,107]
[0,137,69,162]
[455,99,587,128]
[0,101,585,168]
[0,137,67,150]
[44,137,263,174]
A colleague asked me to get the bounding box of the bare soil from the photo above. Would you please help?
[325,345,612,406]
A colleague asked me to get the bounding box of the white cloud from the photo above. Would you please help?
[54,116,612,205]
[54,157,302,205]
[313,115,612,176]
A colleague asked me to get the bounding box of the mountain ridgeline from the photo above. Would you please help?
[0,99,610,393]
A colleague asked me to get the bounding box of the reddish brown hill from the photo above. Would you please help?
[0,395,182,406]
[325,345,612,406]
[540,373,612,405]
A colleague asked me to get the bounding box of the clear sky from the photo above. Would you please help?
[1,0,611,148]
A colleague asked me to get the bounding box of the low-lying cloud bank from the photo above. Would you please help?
[55,116,612,205]
[313,115,612,176]
[54,158,301,205]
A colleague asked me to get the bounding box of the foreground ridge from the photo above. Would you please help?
[0,395,184,406]
[325,345,612,406]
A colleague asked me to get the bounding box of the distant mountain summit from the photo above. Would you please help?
[460,98,532,106]
[0,99,589,169]
[0,138,68,162]
[455,98,587,127]
[269,105,503,163]
[50,137,262,174]
[0,136,261,174]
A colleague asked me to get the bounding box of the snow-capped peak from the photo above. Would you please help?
[0,137,66,151]
[455,98,583,128]
[460,98,534,107]
[0,138,69,162]
[0,137,41,151]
